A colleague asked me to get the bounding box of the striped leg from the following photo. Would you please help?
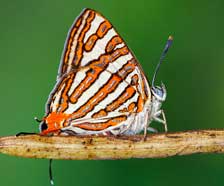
[143,113,150,141]
[147,127,158,133]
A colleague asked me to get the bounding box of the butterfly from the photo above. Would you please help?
[38,8,172,137]
[13,8,174,186]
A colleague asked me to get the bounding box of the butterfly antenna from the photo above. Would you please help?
[34,117,42,123]
[16,117,41,136]
[152,35,173,87]
[49,159,54,186]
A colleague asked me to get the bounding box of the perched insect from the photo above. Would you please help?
[38,8,172,138]
[16,8,173,185]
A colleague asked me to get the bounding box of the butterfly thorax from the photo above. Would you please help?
[150,96,163,118]
[149,83,167,122]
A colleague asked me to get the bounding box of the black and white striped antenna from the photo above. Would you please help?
[152,36,173,87]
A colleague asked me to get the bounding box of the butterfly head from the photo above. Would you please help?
[38,112,71,135]
[39,121,48,132]
[39,120,56,135]
[151,82,166,102]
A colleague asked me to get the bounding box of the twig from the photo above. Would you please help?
[1,130,224,160]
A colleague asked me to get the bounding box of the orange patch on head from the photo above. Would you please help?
[40,112,71,135]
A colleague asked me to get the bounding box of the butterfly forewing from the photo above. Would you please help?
[42,8,151,135]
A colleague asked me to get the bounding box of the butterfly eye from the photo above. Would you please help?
[152,86,166,101]
[155,87,163,97]
[40,122,48,132]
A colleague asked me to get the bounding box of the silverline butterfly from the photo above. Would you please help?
[38,8,172,137]
[18,8,173,185]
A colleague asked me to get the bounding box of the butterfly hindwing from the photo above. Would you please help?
[42,8,151,135]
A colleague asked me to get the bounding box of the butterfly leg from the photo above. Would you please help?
[153,109,168,132]
[143,113,150,141]
[143,125,148,141]
[143,124,158,141]
[147,127,158,133]
[16,132,37,137]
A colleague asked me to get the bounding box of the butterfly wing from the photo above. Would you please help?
[42,8,151,135]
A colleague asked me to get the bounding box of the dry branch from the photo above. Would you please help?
[1,130,224,160]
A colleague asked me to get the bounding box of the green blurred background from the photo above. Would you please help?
[1,0,224,185]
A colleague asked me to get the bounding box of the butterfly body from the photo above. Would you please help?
[39,8,170,136]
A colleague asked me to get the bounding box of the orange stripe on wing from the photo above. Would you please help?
[84,20,112,52]
[69,67,102,104]
[69,46,129,104]
[136,95,144,112]
[84,34,98,52]
[106,36,123,53]
[71,74,122,119]
[73,11,95,67]
[118,58,136,79]
[63,18,82,70]
[75,116,127,131]
[106,86,136,112]
[57,73,75,112]
[97,20,112,38]
[128,102,136,112]
[49,73,75,112]
[131,74,139,85]
[92,109,107,118]
[87,58,137,118]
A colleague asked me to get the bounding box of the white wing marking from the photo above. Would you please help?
[106,53,132,73]
[51,83,66,112]
[114,43,125,50]
[67,68,89,96]
[65,70,112,114]
[83,14,104,43]
[81,29,117,66]
[67,11,90,73]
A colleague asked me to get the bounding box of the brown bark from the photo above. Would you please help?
[0,130,224,160]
